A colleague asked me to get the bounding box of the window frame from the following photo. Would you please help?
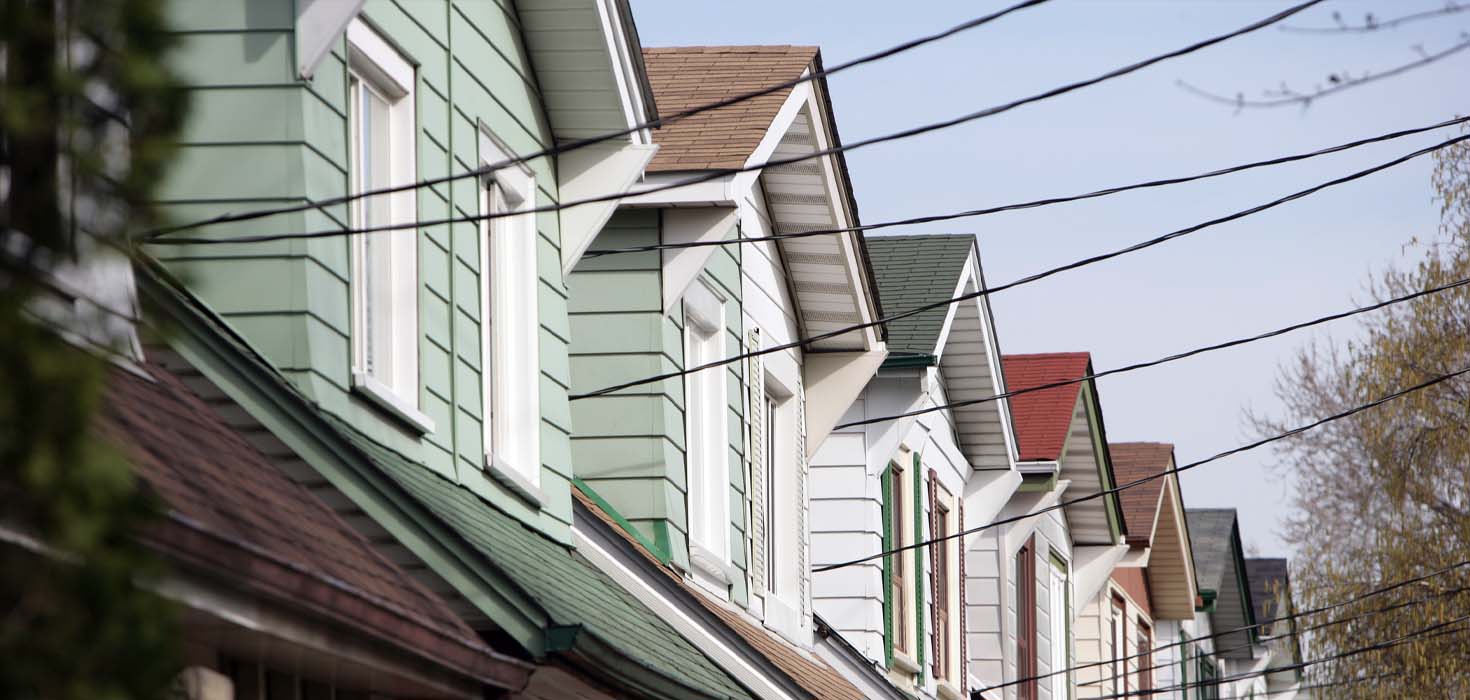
[932,490,957,683]
[345,18,429,433]
[1111,593,1128,697]
[1047,551,1071,700]
[1137,620,1154,693]
[684,279,731,590]
[1016,535,1038,700]
[889,459,909,655]
[476,127,541,498]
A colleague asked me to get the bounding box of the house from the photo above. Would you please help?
[1073,443,1198,698]
[1184,509,1260,700]
[561,44,891,698]
[1244,558,1305,699]
[995,353,1129,700]
[137,1,778,698]
[810,233,1020,700]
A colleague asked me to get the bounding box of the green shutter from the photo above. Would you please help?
[913,452,925,682]
[881,463,894,668]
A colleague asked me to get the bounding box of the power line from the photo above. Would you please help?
[1281,3,1469,33]
[836,273,1470,430]
[813,363,1470,572]
[145,0,1323,246]
[1093,611,1470,700]
[136,0,1052,241]
[570,131,1470,401]
[578,114,1470,258]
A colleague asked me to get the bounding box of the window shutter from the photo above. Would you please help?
[881,465,894,669]
[913,453,925,680]
[929,470,941,677]
[795,378,809,618]
[746,328,766,597]
[957,499,968,686]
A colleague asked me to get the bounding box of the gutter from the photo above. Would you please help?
[881,352,939,369]
[812,616,908,700]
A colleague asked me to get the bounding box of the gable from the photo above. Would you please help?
[864,234,974,356]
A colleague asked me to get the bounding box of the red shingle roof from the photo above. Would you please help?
[1109,442,1175,543]
[643,46,818,172]
[1001,353,1091,462]
[96,364,529,688]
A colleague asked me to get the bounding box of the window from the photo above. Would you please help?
[1016,536,1037,700]
[347,19,424,429]
[1197,656,1219,700]
[684,280,729,582]
[1137,621,1153,693]
[887,460,909,654]
[478,130,539,492]
[1111,595,1128,696]
[933,498,953,681]
[1048,554,1070,700]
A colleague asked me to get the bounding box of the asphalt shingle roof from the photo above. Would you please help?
[643,46,817,172]
[331,422,755,700]
[1110,442,1175,542]
[1245,558,1291,624]
[1186,508,1239,594]
[1001,353,1091,462]
[863,234,976,355]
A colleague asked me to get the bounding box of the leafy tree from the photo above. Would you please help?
[1254,134,1470,697]
[1,0,188,698]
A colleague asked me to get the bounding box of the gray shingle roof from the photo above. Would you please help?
[1186,508,1238,594]
[330,420,755,700]
[1245,557,1291,623]
[863,234,976,355]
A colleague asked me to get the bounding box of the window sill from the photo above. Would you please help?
[485,453,544,507]
[689,542,737,596]
[892,650,921,675]
[937,678,965,700]
[351,373,435,434]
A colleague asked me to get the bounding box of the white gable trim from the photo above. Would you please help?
[559,143,658,274]
[1071,544,1130,606]
[660,208,739,313]
[591,0,654,143]
[802,350,887,458]
[297,0,367,79]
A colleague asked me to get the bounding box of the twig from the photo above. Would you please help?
[1282,3,1468,34]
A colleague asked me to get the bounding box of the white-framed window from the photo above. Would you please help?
[1048,553,1071,700]
[478,128,540,496]
[684,279,730,588]
[761,373,804,631]
[346,19,426,430]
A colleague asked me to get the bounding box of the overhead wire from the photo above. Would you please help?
[135,0,1054,241]
[144,0,1324,246]
[813,363,1470,572]
[570,131,1470,401]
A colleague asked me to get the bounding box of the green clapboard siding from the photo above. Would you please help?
[149,0,577,541]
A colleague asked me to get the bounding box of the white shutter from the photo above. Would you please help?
[746,328,767,597]
[795,377,809,618]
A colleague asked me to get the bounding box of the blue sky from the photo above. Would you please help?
[627,0,1468,556]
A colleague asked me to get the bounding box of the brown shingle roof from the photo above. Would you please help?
[573,487,866,700]
[643,46,818,172]
[1109,442,1175,543]
[97,364,530,689]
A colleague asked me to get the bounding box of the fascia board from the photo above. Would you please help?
[572,516,807,700]
[137,267,553,656]
[622,172,738,207]
[591,0,655,142]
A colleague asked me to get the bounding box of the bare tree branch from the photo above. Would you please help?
[1282,3,1469,34]
[1177,36,1470,110]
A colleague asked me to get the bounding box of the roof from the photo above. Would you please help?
[642,45,817,171]
[574,487,867,700]
[1186,508,1239,594]
[1001,353,1092,462]
[1245,558,1291,624]
[96,364,530,689]
[864,234,976,355]
[1109,442,1175,543]
[332,421,756,700]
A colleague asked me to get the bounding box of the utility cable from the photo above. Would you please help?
[571,131,1470,401]
[813,363,1470,572]
[836,272,1470,429]
[136,0,1052,241]
[578,114,1470,259]
[144,0,1322,245]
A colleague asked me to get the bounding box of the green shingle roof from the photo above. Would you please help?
[329,420,755,700]
[863,234,976,355]
[1186,508,1237,593]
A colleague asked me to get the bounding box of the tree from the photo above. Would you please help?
[1253,134,1470,697]
[1,0,188,698]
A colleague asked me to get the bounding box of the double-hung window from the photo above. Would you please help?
[1016,536,1037,700]
[888,461,909,655]
[477,130,539,495]
[347,20,424,429]
[933,497,954,681]
[684,280,729,587]
[1111,594,1128,696]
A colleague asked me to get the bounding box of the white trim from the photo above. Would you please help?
[572,525,802,700]
[623,173,737,207]
[351,372,435,434]
[478,127,541,488]
[591,0,652,143]
[296,0,367,79]
[660,207,739,314]
[347,19,413,93]
[683,279,730,580]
